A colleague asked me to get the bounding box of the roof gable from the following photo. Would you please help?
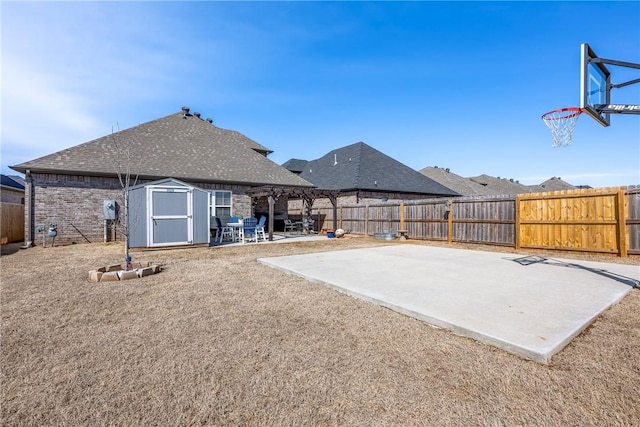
[298,142,458,196]
[538,176,576,191]
[11,110,313,188]
[130,177,200,191]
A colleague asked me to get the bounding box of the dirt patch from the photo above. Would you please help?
[1,239,639,426]
[0,242,23,257]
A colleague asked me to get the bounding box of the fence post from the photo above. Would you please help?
[617,189,628,257]
[399,201,405,231]
[447,199,453,243]
[515,195,521,251]
[365,205,369,236]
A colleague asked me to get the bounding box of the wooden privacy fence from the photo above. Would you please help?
[1,203,25,243]
[308,186,638,257]
[516,187,629,256]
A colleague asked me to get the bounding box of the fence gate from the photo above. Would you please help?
[147,186,193,247]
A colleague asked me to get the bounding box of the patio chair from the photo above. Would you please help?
[239,217,258,244]
[256,216,267,241]
[284,219,301,234]
[303,218,315,234]
[215,217,234,243]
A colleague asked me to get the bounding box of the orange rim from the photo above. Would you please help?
[541,107,582,121]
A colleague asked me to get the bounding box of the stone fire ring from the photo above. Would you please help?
[89,262,162,282]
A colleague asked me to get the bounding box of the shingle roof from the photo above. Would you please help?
[419,167,503,196]
[1,174,25,190]
[11,110,313,188]
[538,177,576,191]
[296,142,459,196]
[1,174,25,191]
[468,174,534,195]
[281,158,308,174]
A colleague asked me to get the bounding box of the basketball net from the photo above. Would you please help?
[541,107,582,147]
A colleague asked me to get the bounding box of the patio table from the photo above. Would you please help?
[226,222,243,242]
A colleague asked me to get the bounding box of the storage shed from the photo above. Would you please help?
[128,178,210,248]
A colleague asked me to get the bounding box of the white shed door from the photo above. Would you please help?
[147,187,193,247]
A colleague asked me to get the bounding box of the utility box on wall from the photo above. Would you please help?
[103,200,117,220]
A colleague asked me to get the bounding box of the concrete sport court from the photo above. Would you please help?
[258,244,639,363]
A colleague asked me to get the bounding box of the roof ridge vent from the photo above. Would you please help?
[181,106,190,113]
[194,112,201,119]
[206,118,213,124]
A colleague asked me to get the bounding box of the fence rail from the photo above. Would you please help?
[302,186,638,257]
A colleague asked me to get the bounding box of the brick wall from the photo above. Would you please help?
[29,174,124,245]
[26,173,254,246]
[288,190,440,211]
[252,197,288,217]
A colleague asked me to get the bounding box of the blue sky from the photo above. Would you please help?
[2,1,639,188]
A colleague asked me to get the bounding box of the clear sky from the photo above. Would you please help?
[2,1,639,188]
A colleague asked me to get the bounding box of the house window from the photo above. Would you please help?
[210,191,232,220]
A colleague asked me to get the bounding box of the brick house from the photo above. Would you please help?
[11,107,313,246]
[1,175,25,204]
[282,141,459,212]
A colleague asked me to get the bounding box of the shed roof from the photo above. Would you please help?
[11,109,313,188]
[130,177,205,191]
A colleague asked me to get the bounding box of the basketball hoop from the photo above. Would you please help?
[541,107,582,147]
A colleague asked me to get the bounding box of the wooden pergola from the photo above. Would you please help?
[245,186,340,241]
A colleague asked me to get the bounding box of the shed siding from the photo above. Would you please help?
[128,186,147,248]
[193,189,210,244]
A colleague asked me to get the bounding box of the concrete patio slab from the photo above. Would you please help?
[258,244,639,363]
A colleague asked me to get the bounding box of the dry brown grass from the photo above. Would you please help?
[1,238,639,426]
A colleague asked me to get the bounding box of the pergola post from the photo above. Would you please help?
[245,186,341,237]
[268,195,275,241]
[329,194,338,230]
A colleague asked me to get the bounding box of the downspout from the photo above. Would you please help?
[25,169,34,247]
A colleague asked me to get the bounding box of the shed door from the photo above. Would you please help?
[147,187,192,247]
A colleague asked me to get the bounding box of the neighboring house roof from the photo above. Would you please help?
[468,174,534,195]
[422,168,581,195]
[281,158,309,174]
[294,142,459,196]
[11,109,313,188]
[538,177,576,191]
[1,174,25,191]
[419,167,503,196]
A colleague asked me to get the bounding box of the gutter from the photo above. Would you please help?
[25,169,34,247]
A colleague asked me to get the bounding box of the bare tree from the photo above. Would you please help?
[110,123,139,270]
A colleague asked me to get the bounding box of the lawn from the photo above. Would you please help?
[1,238,639,426]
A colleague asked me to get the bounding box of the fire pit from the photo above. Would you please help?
[374,232,396,241]
[89,262,161,282]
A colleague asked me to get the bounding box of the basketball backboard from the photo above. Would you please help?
[543,43,639,146]
[580,43,611,126]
